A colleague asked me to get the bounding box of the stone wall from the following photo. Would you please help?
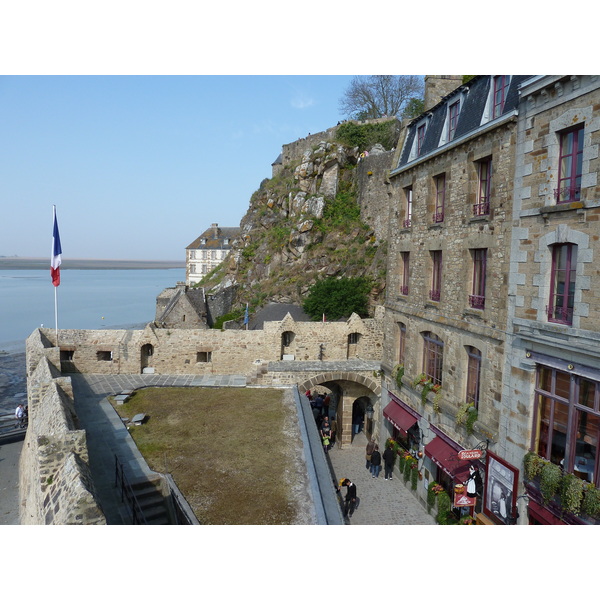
[42,310,384,377]
[19,339,105,524]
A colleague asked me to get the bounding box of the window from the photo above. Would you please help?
[417,123,426,155]
[466,347,482,408]
[433,174,445,223]
[423,332,444,386]
[282,331,295,347]
[533,365,600,485]
[96,351,112,361]
[197,351,212,363]
[60,349,74,362]
[403,186,413,228]
[448,100,460,141]
[348,332,360,345]
[430,251,442,301]
[492,75,510,119]
[400,252,410,295]
[555,126,583,203]
[548,243,577,325]
[398,322,406,364]
[474,158,492,216]
[469,249,487,309]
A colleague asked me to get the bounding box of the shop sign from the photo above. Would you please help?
[458,449,483,461]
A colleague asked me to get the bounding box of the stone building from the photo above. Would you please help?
[381,74,600,525]
[155,282,209,329]
[501,75,600,524]
[381,75,534,523]
[186,223,240,285]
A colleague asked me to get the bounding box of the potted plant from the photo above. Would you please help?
[393,364,404,389]
[561,472,584,516]
[540,461,562,504]
[456,402,478,434]
[582,483,600,519]
[523,451,545,480]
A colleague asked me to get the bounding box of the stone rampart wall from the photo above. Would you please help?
[19,336,106,525]
[42,311,384,376]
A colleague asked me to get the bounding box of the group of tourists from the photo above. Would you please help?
[306,390,336,452]
[365,439,396,479]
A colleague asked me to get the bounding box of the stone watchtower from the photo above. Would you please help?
[423,75,464,111]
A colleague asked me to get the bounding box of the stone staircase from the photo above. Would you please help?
[129,477,171,525]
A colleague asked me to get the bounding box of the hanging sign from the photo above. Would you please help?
[458,449,483,461]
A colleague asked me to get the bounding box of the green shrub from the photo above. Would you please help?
[302,276,372,320]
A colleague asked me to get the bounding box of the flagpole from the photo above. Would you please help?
[54,284,59,347]
[51,204,62,348]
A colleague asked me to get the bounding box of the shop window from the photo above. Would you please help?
[466,346,481,408]
[533,365,600,485]
[469,248,487,309]
[548,243,577,325]
[422,331,444,386]
[197,351,212,363]
[429,250,442,301]
[96,350,112,361]
[474,157,492,216]
[555,126,583,204]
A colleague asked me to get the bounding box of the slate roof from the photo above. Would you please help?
[249,303,313,330]
[396,75,534,171]
[186,225,241,251]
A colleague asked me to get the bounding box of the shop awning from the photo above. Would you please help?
[425,436,471,481]
[383,400,417,434]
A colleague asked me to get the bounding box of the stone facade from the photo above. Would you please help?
[501,75,600,524]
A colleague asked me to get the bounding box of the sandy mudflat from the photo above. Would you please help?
[0,257,184,270]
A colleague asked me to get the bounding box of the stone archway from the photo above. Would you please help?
[299,372,381,449]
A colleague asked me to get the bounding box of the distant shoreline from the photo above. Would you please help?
[0,257,185,270]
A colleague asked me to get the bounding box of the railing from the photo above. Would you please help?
[429,289,440,301]
[546,304,573,325]
[554,186,581,203]
[0,412,27,439]
[469,294,485,309]
[114,455,148,525]
[399,285,409,296]
[403,218,412,228]
[432,209,444,223]
[473,201,490,216]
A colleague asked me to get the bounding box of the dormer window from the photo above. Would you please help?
[448,100,460,141]
[200,238,206,246]
[492,75,510,119]
[417,123,426,156]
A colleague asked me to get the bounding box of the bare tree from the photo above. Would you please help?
[339,75,424,120]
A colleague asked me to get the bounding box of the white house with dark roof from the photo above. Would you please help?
[186,223,240,285]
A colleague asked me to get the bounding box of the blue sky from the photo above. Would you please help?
[0,75,361,261]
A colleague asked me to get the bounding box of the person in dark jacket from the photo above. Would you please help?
[382,444,396,480]
[365,439,376,470]
[339,478,357,518]
[370,444,382,478]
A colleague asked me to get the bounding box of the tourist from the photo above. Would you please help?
[338,478,357,518]
[321,417,331,453]
[365,438,376,470]
[15,404,25,428]
[383,444,396,480]
[330,417,337,448]
[370,444,382,478]
[323,394,331,418]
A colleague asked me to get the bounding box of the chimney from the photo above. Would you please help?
[423,76,463,112]
[211,223,220,238]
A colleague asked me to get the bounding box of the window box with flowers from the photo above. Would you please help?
[455,401,478,434]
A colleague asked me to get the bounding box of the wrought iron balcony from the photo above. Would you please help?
[554,186,581,204]
[473,201,490,216]
[429,289,440,301]
[403,218,412,228]
[432,209,444,223]
[469,294,485,309]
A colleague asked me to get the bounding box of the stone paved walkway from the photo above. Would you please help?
[327,432,435,525]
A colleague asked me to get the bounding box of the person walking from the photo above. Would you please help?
[370,444,382,478]
[383,443,396,480]
[321,417,332,453]
[365,438,376,470]
[15,404,25,429]
[330,417,337,448]
[338,478,358,518]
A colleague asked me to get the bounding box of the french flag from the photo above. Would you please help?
[51,206,62,287]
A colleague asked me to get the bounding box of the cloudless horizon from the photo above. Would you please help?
[1,75,367,262]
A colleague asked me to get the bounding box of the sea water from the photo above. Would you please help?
[0,268,185,351]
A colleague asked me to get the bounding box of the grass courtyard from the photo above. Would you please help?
[111,386,313,525]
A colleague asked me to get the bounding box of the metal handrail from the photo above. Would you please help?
[114,455,148,525]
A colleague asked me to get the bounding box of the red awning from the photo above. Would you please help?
[383,401,417,434]
[425,436,471,482]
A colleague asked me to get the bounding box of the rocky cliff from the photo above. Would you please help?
[200,119,401,321]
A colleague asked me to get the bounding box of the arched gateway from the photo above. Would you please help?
[298,372,381,449]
